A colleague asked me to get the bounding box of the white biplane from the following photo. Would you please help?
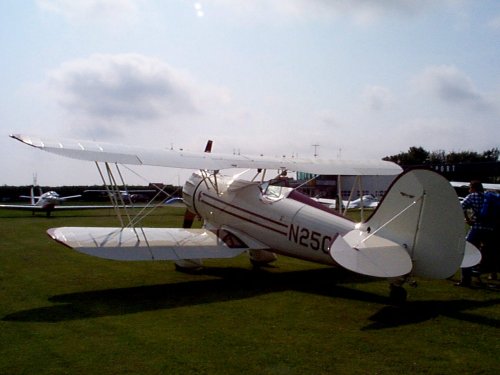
[10,134,481,302]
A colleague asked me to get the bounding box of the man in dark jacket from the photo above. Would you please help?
[456,181,495,286]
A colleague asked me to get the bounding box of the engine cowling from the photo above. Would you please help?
[182,173,203,215]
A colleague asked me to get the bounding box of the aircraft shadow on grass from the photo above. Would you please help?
[364,298,500,330]
[3,267,500,330]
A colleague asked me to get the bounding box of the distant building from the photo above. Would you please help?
[423,161,500,184]
[296,172,396,200]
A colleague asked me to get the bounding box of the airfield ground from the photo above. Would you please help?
[0,207,499,374]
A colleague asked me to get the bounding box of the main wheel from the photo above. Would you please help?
[389,284,407,305]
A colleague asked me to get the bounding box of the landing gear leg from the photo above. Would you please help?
[389,284,407,305]
[389,276,409,305]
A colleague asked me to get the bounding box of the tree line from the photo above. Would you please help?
[383,147,499,166]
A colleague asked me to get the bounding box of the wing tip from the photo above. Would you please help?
[47,228,72,249]
[10,134,38,148]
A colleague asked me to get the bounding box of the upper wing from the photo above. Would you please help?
[11,134,402,176]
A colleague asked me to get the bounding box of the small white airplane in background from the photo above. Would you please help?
[0,182,83,216]
[10,134,481,302]
[316,194,379,210]
[346,194,379,209]
[0,179,163,217]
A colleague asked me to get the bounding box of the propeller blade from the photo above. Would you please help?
[204,140,213,153]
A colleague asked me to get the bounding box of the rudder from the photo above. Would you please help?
[362,169,466,279]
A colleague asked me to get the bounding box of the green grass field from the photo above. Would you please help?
[0,208,499,374]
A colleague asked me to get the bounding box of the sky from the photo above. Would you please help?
[1,0,499,186]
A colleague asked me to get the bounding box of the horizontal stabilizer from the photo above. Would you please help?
[330,230,412,278]
[47,227,246,261]
[461,241,482,268]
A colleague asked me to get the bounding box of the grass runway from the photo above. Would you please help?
[0,208,499,374]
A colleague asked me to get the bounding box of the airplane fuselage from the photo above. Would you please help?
[37,191,63,208]
[183,173,355,265]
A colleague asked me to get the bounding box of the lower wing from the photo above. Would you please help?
[47,227,248,261]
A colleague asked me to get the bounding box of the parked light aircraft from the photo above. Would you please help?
[347,194,379,208]
[0,181,163,217]
[10,134,481,302]
[0,182,84,216]
[316,194,379,210]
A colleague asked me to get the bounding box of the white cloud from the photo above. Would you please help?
[207,0,437,24]
[36,0,142,26]
[362,85,394,111]
[46,54,230,139]
[413,65,490,109]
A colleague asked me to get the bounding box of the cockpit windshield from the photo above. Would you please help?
[260,178,291,201]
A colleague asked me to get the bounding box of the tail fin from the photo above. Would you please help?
[30,185,35,205]
[32,173,38,205]
[20,180,41,205]
[359,169,468,279]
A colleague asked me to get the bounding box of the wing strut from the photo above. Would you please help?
[95,161,159,258]
[93,161,188,260]
[95,162,128,227]
[356,195,423,249]
[343,175,367,220]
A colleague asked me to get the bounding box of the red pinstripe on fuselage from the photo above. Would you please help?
[183,172,355,265]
